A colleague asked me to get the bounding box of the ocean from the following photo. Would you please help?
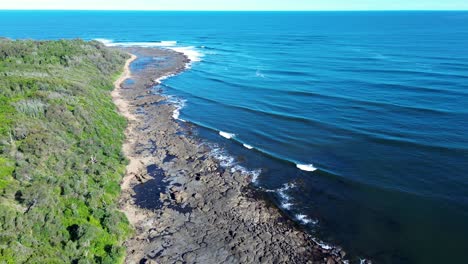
[1,11,467,263]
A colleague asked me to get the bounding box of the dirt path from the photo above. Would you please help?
[112,54,149,224]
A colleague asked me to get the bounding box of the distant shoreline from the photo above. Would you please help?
[1,10,468,12]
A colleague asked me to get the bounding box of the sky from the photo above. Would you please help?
[1,0,468,11]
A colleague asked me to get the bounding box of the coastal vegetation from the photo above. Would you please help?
[0,39,131,263]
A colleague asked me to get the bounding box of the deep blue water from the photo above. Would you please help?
[1,11,467,263]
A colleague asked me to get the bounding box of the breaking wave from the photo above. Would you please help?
[219,131,235,139]
[296,164,317,172]
[205,142,261,184]
[243,143,254,150]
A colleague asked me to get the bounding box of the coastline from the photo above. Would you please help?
[112,47,349,264]
[0,39,137,263]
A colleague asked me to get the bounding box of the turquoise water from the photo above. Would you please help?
[1,11,467,263]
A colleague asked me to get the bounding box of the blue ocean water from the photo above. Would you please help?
[1,11,467,263]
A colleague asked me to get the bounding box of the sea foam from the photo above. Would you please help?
[231,165,261,184]
[94,38,113,45]
[296,164,317,172]
[264,183,319,226]
[219,131,235,139]
[243,143,254,150]
[207,143,261,183]
[155,73,175,85]
[295,214,313,224]
[277,183,296,210]
[312,238,333,250]
[166,96,186,122]
[209,145,236,167]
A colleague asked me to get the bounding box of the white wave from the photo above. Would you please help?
[94,38,113,45]
[219,131,235,139]
[93,38,203,68]
[206,143,261,183]
[168,46,203,63]
[231,165,261,184]
[296,164,317,172]
[296,214,313,224]
[154,73,176,84]
[208,145,236,168]
[272,183,318,225]
[166,96,186,122]
[278,182,296,193]
[277,182,296,210]
[172,107,186,122]
[243,143,254,150]
[157,40,178,46]
[312,238,333,250]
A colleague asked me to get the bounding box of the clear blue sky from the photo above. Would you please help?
[1,0,468,11]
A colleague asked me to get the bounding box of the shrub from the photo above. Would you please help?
[14,99,47,118]
[0,39,131,263]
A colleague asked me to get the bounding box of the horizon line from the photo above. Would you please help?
[1,9,468,12]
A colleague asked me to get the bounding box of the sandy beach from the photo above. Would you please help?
[112,47,349,264]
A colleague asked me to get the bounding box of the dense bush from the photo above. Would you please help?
[0,39,131,263]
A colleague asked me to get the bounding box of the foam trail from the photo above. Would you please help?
[243,144,254,150]
[312,238,333,250]
[249,169,261,184]
[94,38,113,45]
[93,39,203,67]
[156,40,178,46]
[209,145,236,167]
[155,73,176,85]
[219,131,235,139]
[206,142,261,183]
[296,214,313,224]
[166,96,186,122]
[296,164,317,172]
[277,183,296,210]
[172,107,186,122]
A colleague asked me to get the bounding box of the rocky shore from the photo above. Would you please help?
[113,46,350,264]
